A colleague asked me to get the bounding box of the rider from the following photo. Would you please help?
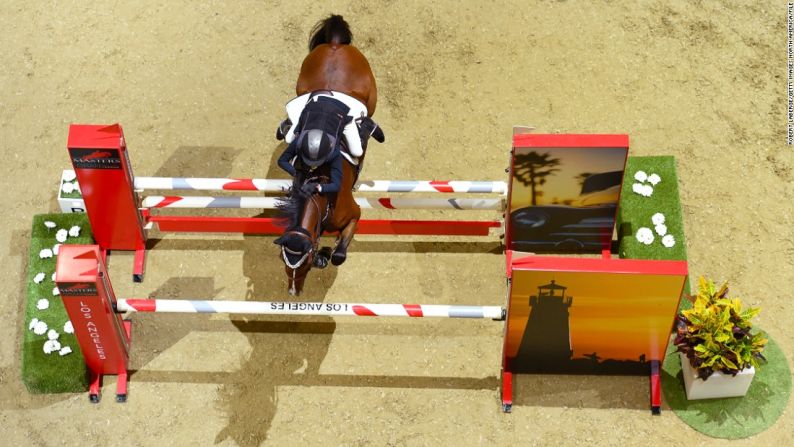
[276,92,352,195]
[276,91,384,195]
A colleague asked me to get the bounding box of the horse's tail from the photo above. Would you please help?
[309,14,352,51]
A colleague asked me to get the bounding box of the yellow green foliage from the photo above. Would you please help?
[674,277,767,380]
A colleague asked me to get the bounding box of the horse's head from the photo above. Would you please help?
[274,178,329,296]
[274,229,315,296]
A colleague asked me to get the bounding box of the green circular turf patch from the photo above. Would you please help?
[661,334,791,439]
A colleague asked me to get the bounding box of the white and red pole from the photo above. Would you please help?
[141,196,505,211]
[134,177,508,194]
[117,299,505,319]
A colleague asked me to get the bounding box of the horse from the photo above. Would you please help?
[273,14,378,296]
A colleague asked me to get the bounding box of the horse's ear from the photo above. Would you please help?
[273,235,286,245]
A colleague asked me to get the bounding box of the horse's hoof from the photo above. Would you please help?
[331,251,347,266]
[314,254,329,269]
[314,247,331,269]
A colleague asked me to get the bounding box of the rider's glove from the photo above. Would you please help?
[301,182,320,195]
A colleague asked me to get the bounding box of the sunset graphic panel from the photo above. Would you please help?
[504,267,686,375]
[507,139,628,253]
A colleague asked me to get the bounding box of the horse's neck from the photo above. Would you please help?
[300,195,327,239]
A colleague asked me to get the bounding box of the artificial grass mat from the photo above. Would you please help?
[618,156,687,262]
[21,213,93,393]
[618,156,692,307]
[661,334,791,439]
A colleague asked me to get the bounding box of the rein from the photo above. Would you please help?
[281,178,330,271]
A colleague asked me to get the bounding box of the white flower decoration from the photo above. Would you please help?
[636,227,654,245]
[634,170,648,182]
[47,329,60,340]
[63,321,74,334]
[52,286,60,296]
[34,272,45,284]
[642,185,654,197]
[59,346,73,356]
[33,321,48,335]
[68,226,81,237]
[53,244,61,255]
[56,229,68,243]
[36,299,49,310]
[648,173,661,186]
[654,224,668,236]
[44,221,56,229]
[61,182,74,194]
[39,248,53,259]
[43,339,61,354]
[63,170,77,182]
[662,234,676,248]
[51,272,56,282]
[651,213,665,225]
[632,183,644,195]
[29,318,39,331]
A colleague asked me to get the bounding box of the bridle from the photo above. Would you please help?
[280,177,330,275]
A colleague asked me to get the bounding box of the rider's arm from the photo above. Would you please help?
[277,144,298,177]
[318,154,343,194]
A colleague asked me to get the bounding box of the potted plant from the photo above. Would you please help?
[673,276,767,400]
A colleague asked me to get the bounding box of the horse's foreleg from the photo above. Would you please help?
[314,247,332,269]
[331,218,358,266]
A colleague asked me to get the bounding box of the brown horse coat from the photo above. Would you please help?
[276,15,378,296]
[296,43,377,116]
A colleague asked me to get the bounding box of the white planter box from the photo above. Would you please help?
[57,170,85,213]
[680,352,755,400]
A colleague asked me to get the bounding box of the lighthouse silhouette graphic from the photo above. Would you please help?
[512,279,574,372]
[508,276,651,375]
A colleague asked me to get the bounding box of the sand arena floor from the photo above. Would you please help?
[0,1,791,445]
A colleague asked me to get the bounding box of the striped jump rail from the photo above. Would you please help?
[141,196,505,211]
[134,177,508,194]
[117,299,505,319]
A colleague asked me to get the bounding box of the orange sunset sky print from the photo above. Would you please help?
[510,147,627,210]
[505,270,685,362]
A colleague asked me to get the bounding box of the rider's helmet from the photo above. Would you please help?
[298,129,334,168]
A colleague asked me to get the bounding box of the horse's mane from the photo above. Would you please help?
[309,14,352,51]
[275,183,310,230]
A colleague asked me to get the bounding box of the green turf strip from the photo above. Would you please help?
[21,213,93,393]
[661,335,791,439]
[618,156,687,262]
[618,156,691,305]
